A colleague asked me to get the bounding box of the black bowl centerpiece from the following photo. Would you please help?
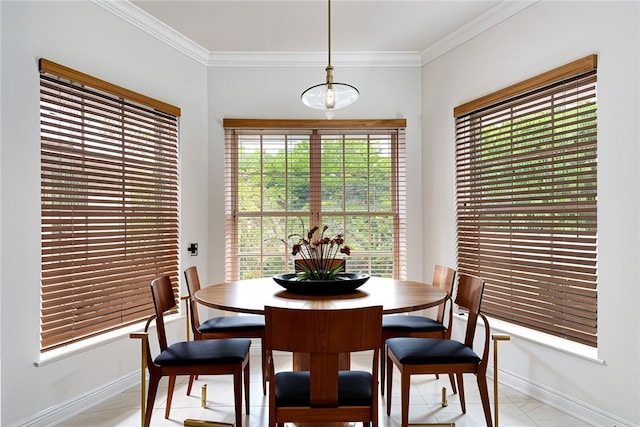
[273,272,370,295]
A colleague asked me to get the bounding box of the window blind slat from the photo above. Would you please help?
[455,62,598,347]
[40,59,180,352]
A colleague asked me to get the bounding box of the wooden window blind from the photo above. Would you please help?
[39,59,181,351]
[223,119,406,281]
[454,55,598,347]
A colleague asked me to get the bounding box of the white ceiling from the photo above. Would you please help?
[129,0,505,54]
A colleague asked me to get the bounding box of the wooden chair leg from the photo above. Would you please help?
[400,372,411,427]
[261,338,267,395]
[244,359,251,414]
[385,355,393,415]
[477,374,493,427]
[379,343,386,395]
[233,369,243,427]
[144,374,161,427]
[456,373,466,413]
[187,374,195,395]
[449,373,457,394]
[165,375,176,419]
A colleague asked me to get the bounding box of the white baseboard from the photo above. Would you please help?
[10,371,139,427]
[13,339,262,426]
[11,361,637,427]
[495,367,638,427]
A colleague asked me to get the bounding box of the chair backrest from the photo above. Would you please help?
[454,273,485,347]
[432,265,457,323]
[150,274,178,351]
[183,266,203,331]
[265,305,382,406]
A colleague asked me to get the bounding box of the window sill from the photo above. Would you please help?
[455,313,604,365]
[35,313,183,367]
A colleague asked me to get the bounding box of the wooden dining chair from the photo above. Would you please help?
[385,273,492,427]
[380,265,457,393]
[265,305,383,427]
[131,274,251,427]
[183,266,267,395]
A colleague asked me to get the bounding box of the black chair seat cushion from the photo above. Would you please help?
[274,370,372,406]
[155,338,251,367]
[198,315,265,334]
[386,337,480,365]
[382,315,446,333]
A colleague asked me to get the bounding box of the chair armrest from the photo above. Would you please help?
[477,312,491,374]
[181,295,192,341]
[444,295,454,339]
[130,331,151,362]
[130,332,149,340]
[130,315,156,369]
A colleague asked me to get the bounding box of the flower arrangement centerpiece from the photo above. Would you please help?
[284,224,351,280]
[273,220,369,294]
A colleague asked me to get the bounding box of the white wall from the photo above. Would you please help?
[2,0,638,425]
[0,1,208,425]
[206,65,424,282]
[422,1,640,425]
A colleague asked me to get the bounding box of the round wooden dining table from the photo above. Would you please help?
[194,275,447,314]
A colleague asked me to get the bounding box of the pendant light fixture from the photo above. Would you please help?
[301,0,359,116]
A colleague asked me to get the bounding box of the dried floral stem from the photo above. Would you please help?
[281,221,350,280]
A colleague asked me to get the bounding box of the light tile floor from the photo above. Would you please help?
[59,352,593,426]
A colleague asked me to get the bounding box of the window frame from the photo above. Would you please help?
[223,119,407,282]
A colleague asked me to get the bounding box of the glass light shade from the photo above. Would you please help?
[301,82,360,110]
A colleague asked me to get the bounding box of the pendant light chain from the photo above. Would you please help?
[325,0,334,87]
[327,0,331,69]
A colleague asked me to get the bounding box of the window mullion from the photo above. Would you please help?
[310,131,322,226]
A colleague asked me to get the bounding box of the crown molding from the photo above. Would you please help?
[91,0,211,65]
[94,0,537,68]
[420,0,538,65]
[208,51,421,68]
